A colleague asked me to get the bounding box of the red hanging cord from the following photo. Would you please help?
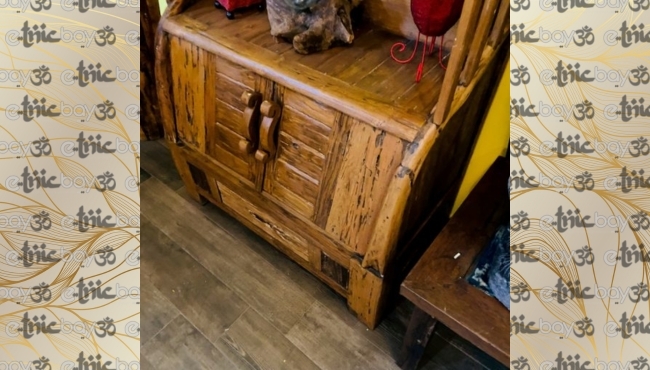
[438,35,447,70]
[390,32,420,64]
[415,35,429,83]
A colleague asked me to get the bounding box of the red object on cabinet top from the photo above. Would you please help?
[411,0,465,37]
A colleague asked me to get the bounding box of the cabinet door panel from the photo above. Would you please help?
[207,58,272,188]
[277,133,325,180]
[215,99,248,138]
[272,159,319,202]
[280,107,331,153]
[263,88,338,220]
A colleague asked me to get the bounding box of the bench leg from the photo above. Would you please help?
[170,145,208,205]
[397,307,437,370]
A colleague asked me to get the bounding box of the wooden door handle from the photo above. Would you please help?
[239,91,262,154]
[255,100,281,163]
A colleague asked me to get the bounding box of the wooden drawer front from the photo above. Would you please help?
[170,37,210,152]
[264,90,338,220]
[218,182,309,261]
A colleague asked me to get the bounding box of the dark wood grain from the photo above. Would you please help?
[320,252,350,290]
[400,157,509,365]
[398,307,437,370]
[141,0,163,140]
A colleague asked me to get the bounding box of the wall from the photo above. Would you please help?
[451,63,509,215]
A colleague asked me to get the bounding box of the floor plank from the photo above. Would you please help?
[141,140,184,190]
[140,355,155,370]
[141,273,180,344]
[141,167,152,183]
[220,308,321,370]
[286,302,399,370]
[142,178,316,333]
[141,217,249,343]
[143,315,244,370]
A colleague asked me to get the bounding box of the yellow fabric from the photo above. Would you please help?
[451,62,509,215]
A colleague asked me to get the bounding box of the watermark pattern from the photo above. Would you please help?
[0,1,139,366]
[511,0,650,365]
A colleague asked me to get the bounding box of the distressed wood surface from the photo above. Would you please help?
[221,309,321,370]
[324,122,404,255]
[286,302,398,370]
[362,40,508,275]
[140,274,180,344]
[156,0,509,330]
[170,37,207,151]
[162,4,433,140]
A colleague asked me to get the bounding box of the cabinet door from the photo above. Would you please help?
[170,39,271,189]
[262,88,340,220]
[209,57,273,188]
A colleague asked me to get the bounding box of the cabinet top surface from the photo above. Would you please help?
[163,0,449,139]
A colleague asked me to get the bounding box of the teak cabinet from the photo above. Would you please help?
[156,0,508,328]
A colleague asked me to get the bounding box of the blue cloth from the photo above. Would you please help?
[466,224,510,310]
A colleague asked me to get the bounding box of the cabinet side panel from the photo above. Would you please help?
[324,120,405,255]
[399,46,508,247]
[170,36,207,152]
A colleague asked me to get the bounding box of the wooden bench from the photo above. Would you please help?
[398,156,509,369]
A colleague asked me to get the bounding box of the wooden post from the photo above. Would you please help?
[141,0,163,140]
[347,258,387,329]
[397,307,438,370]
[432,0,484,125]
[459,0,500,85]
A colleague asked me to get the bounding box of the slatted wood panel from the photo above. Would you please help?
[263,89,338,220]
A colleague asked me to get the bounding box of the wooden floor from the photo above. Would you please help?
[140,140,507,370]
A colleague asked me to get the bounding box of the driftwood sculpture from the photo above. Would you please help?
[266,0,360,54]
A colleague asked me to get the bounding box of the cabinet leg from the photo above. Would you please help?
[397,307,437,370]
[348,258,388,329]
[169,145,203,204]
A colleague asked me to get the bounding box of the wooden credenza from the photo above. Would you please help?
[155,0,508,328]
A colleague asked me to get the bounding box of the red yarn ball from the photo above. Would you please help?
[411,0,465,37]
